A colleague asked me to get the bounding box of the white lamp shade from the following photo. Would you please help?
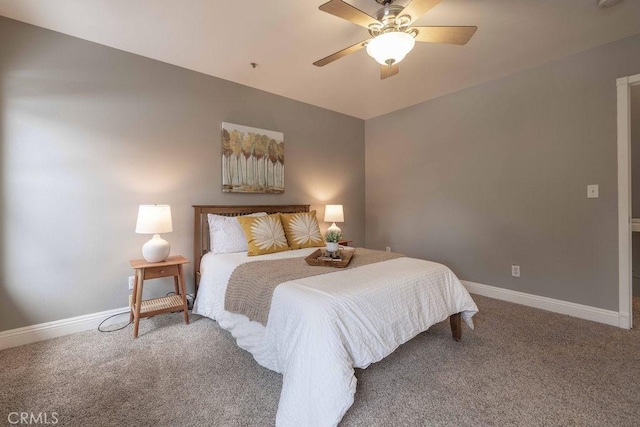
[366,32,416,66]
[135,205,173,234]
[324,205,344,223]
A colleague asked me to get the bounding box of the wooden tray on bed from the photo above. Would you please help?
[305,248,354,268]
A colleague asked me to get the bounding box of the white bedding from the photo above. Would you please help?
[193,248,478,426]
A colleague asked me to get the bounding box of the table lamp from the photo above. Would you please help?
[135,204,173,263]
[324,204,344,235]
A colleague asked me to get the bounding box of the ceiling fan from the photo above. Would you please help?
[313,0,477,79]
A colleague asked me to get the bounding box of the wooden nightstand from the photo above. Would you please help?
[129,255,190,338]
[338,240,353,247]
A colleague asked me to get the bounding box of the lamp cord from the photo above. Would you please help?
[98,312,132,333]
[97,293,195,333]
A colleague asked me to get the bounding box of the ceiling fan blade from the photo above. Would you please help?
[319,0,381,29]
[380,64,399,80]
[411,26,478,45]
[400,0,441,24]
[313,39,368,67]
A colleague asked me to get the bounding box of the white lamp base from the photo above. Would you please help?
[328,222,342,235]
[141,234,170,263]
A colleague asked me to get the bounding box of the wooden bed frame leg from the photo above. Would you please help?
[450,313,462,342]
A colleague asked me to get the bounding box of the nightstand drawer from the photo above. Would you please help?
[143,264,179,280]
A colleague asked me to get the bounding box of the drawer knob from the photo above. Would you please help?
[160,270,165,274]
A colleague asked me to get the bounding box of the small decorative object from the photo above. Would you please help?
[222,122,284,193]
[325,229,342,254]
[326,242,339,253]
[304,248,354,268]
[135,204,173,263]
[319,250,342,261]
[324,204,344,235]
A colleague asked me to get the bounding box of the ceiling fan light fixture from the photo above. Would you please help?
[366,31,416,66]
[598,0,624,8]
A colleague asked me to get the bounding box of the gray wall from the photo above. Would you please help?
[366,34,640,311]
[0,17,365,331]
[631,85,640,297]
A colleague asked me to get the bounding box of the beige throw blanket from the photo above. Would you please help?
[224,248,404,326]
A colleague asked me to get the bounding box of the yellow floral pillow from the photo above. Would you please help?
[237,214,290,256]
[280,211,325,249]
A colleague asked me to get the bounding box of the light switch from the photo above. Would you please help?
[587,184,599,198]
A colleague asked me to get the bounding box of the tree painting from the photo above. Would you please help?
[222,122,284,193]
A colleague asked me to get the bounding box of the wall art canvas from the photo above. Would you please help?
[222,122,284,193]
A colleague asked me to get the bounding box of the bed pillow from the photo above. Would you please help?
[237,213,290,256]
[280,211,325,249]
[207,212,266,254]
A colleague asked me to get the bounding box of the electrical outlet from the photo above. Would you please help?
[386,246,391,252]
[128,276,135,290]
[511,264,520,277]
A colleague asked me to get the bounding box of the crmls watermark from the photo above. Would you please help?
[7,412,59,425]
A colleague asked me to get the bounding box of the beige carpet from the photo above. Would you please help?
[1,295,639,426]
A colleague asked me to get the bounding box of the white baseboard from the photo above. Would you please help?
[462,280,624,328]
[0,306,130,351]
[0,282,627,351]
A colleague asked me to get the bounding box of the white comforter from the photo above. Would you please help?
[193,248,478,426]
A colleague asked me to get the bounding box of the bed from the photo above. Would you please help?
[192,204,478,426]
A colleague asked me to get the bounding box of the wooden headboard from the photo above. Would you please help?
[192,204,310,292]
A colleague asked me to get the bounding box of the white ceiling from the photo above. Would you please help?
[1,0,640,119]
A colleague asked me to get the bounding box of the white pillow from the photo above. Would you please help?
[207,212,267,254]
